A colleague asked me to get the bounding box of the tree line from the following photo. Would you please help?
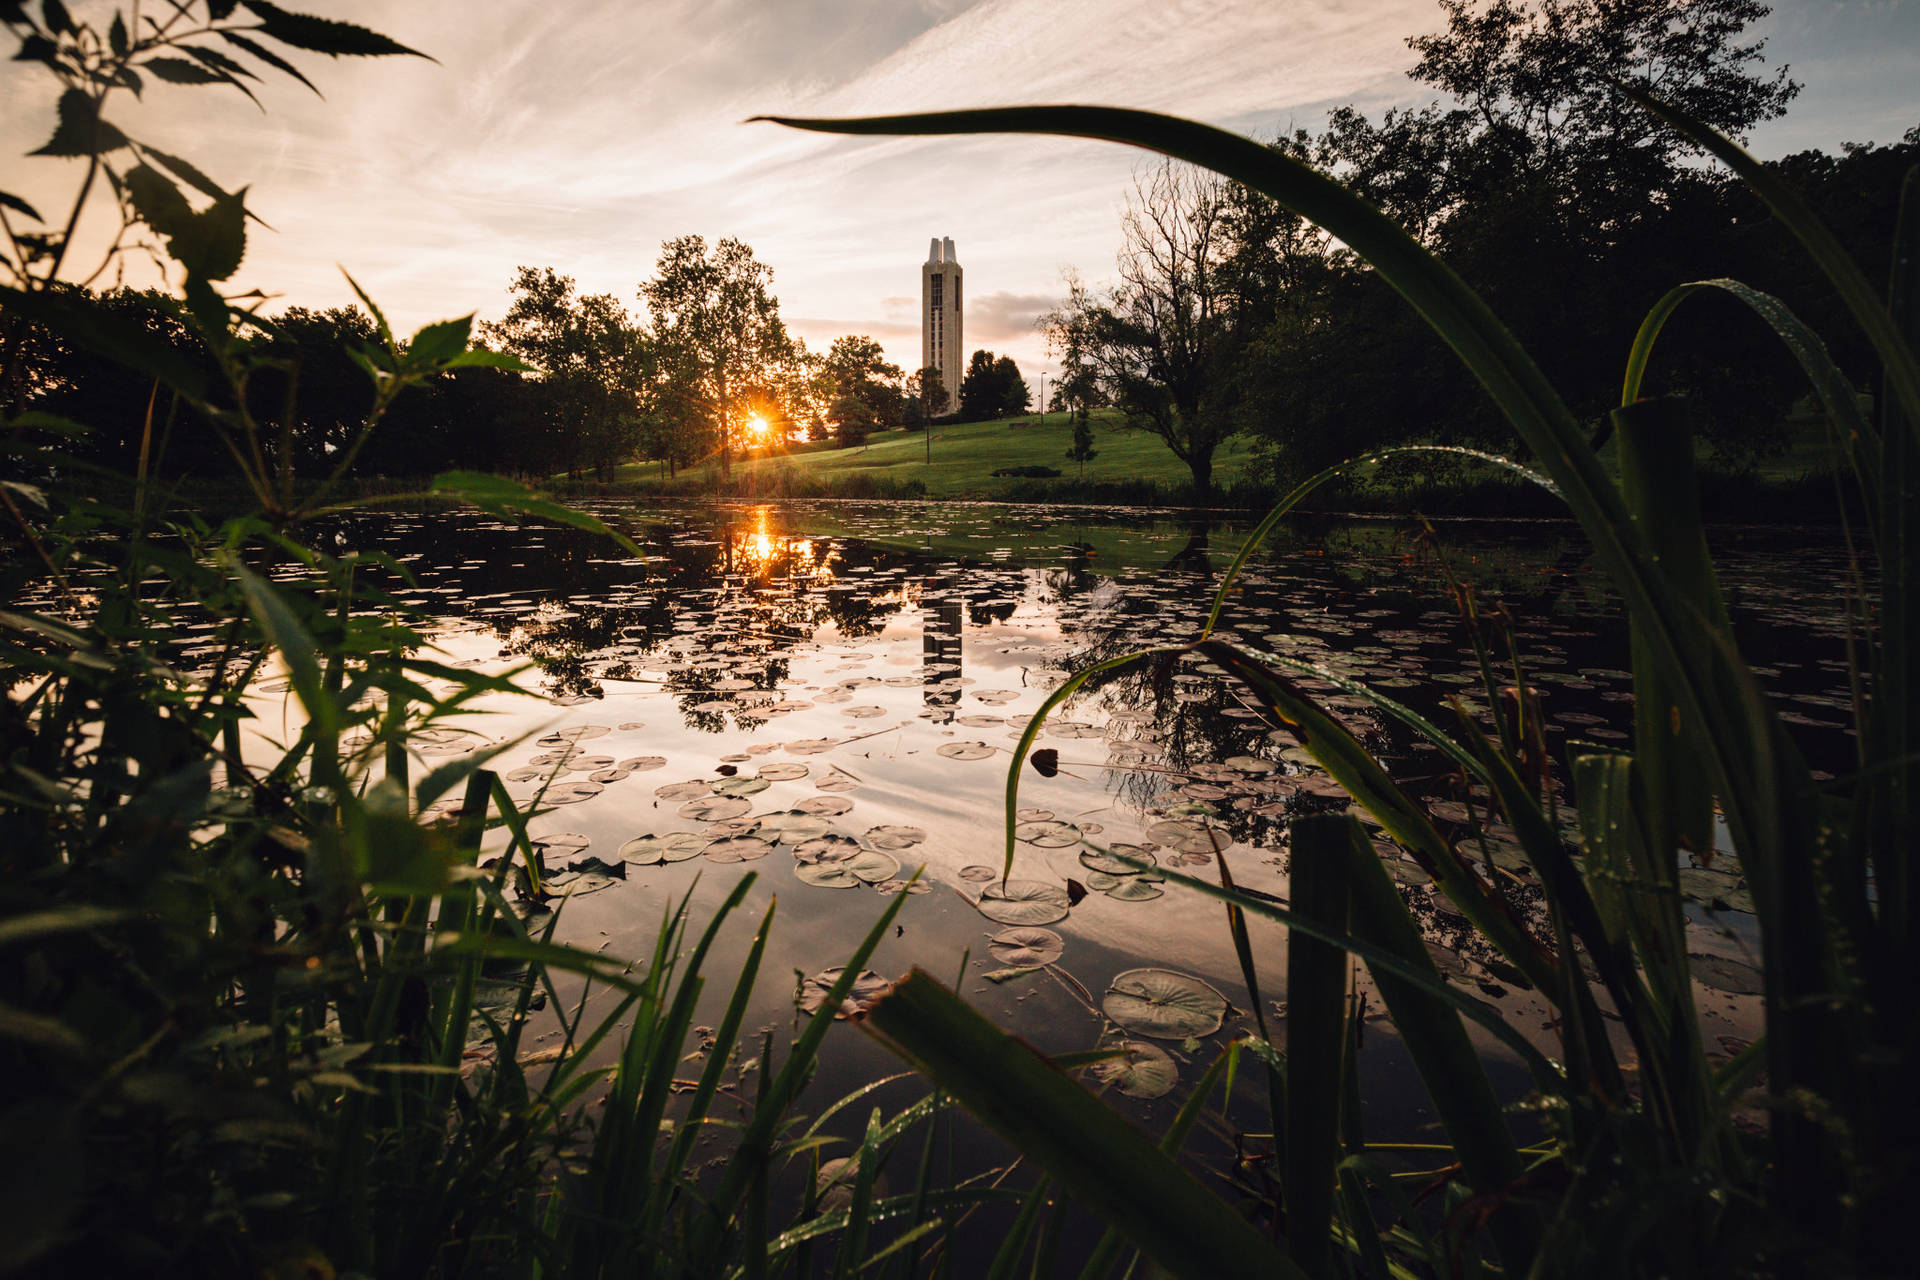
[1046,0,1919,494]
[19,231,1044,484]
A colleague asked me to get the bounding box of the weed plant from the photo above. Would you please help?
[1,6,990,1275]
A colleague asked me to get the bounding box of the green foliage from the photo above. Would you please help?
[956,348,1029,421]
[769,57,1920,1277]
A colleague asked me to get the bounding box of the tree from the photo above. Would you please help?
[1043,161,1259,495]
[1312,0,1801,432]
[640,236,795,477]
[992,356,1030,416]
[1065,408,1097,478]
[907,365,947,427]
[481,266,647,478]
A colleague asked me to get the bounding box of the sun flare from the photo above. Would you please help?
[744,413,772,443]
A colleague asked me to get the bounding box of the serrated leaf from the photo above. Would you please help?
[182,44,259,81]
[405,314,473,367]
[241,1,429,59]
[123,164,195,239]
[218,31,320,95]
[0,191,41,222]
[141,56,225,85]
[31,89,131,156]
[340,269,392,347]
[168,186,248,282]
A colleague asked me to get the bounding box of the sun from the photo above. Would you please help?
[744,413,772,443]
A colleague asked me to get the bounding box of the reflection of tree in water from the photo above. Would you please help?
[1162,520,1215,577]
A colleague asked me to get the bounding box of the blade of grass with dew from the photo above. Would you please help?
[859,968,1301,1280]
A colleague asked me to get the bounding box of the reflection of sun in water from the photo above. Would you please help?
[744,413,771,443]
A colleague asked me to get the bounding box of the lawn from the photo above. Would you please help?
[610,410,1262,498]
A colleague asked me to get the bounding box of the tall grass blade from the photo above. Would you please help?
[1285,815,1354,1275]
[858,968,1302,1280]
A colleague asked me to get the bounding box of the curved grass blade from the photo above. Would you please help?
[1003,647,1159,876]
[858,969,1303,1280]
[1622,278,1880,525]
[1614,82,1920,439]
[1198,639,1559,995]
[757,107,1795,992]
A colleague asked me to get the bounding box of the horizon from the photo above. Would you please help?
[3,0,1915,389]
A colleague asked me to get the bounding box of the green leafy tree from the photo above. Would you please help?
[907,364,946,428]
[480,266,647,479]
[992,354,1030,416]
[1065,407,1097,478]
[640,235,795,477]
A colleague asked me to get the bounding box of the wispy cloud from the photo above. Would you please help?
[3,0,1908,386]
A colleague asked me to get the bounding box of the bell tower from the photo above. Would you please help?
[921,237,962,416]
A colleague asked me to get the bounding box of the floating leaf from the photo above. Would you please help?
[796,861,863,889]
[978,880,1071,926]
[798,795,853,816]
[987,927,1064,968]
[542,780,603,805]
[757,763,808,781]
[678,796,751,822]
[712,775,770,799]
[1092,1040,1178,1099]
[801,967,891,1018]
[937,741,995,760]
[865,825,927,850]
[1689,954,1763,995]
[1102,968,1227,1039]
[1105,878,1165,903]
[702,836,772,864]
[959,865,999,883]
[847,849,900,884]
[1081,845,1156,875]
[795,834,862,864]
[655,779,710,801]
[1030,748,1060,777]
[757,810,831,842]
[1015,819,1082,848]
[618,832,706,865]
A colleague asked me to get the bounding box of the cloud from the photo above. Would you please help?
[965,290,1063,344]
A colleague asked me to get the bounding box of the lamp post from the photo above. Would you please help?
[1039,372,1047,422]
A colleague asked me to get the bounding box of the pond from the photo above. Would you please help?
[284,498,1853,1208]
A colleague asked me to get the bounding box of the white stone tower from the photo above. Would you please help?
[921,237,962,416]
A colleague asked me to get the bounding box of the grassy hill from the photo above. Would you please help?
[608,410,1261,500]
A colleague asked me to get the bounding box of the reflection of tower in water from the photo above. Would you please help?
[921,575,964,723]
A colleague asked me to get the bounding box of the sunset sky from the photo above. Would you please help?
[4,0,1916,390]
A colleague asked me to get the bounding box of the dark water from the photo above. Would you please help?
[295,498,1849,1230]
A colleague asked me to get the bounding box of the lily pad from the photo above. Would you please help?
[618,832,707,865]
[986,927,1064,968]
[937,741,995,761]
[1145,819,1223,855]
[865,825,928,851]
[1080,846,1157,875]
[958,865,999,883]
[799,794,855,816]
[800,967,891,1019]
[757,810,831,842]
[1103,968,1227,1039]
[1015,820,1082,848]
[702,836,773,864]
[1105,877,1165,902]
[978,880,1071,926]
[1092,1040,1178,1100]
[1689,954,1764,995]
[713,775,771,799]
[655,780,712,802]
[542,780,604,805]
[796,861,863,889]
[795,834,862,864]
[849,849,901,883]
[679,796,752,823]
[757,763,809,781]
